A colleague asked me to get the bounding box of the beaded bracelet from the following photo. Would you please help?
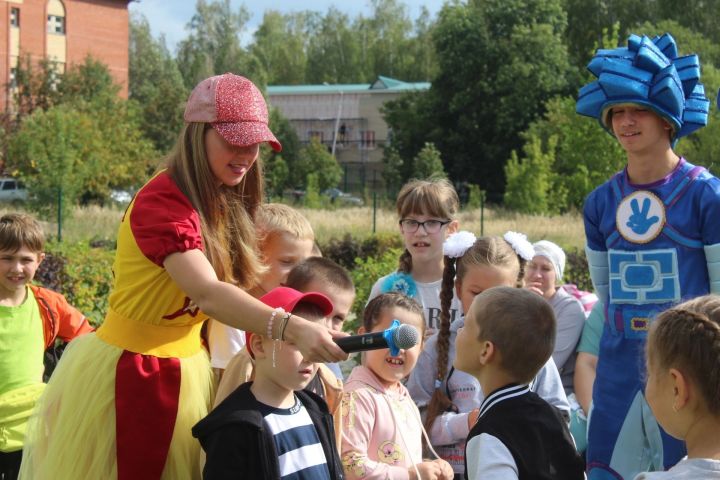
[267,307,285,340]
[279,313,292,341]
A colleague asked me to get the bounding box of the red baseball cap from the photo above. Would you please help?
[184,73,282,152]
[245,286,334,358]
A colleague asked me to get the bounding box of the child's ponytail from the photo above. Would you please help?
[398,249,413,274]
[424,254,458,434]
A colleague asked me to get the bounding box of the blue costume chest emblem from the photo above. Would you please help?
[609,249,679,304]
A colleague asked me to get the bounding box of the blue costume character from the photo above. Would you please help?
[576,33,720,480]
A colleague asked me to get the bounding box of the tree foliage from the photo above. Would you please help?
[412,142,446,180]
[176,0,263,88]
[393,0,572,201]
[296,139,343,191]
[130,13,188,153]
[6,57,156,215]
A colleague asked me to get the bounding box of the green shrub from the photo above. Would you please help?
[564,247,592,293]
[36,241,115,327]
[346,247,404,333]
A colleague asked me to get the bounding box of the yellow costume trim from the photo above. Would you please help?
[97,308,203,358]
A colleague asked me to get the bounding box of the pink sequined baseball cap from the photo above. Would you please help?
[184,73,282,152]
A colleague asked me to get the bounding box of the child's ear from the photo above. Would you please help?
[454,277,463,299]
[669,367,690,412]
[447,219,459,235]
[37,252,46,265]
[478,340,495,366]
[357,326,366,335]
[250,334,268,359]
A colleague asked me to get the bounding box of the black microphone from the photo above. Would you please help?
[335,320,420,356]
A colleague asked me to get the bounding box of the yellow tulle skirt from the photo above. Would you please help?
[18,332,214,480]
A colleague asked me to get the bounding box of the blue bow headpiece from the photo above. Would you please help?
[576,33,710,141]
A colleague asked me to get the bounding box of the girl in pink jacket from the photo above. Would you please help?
[341,293,453,480]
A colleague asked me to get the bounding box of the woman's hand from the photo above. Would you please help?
[283,315,349,363]
[525,282,544,297]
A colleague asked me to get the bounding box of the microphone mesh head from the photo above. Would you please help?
[392,324,420,350]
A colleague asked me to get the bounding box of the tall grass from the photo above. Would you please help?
[0,204,586,250]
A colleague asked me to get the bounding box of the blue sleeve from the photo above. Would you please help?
[583,187,608,252]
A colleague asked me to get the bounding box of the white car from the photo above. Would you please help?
[0,178,28,203]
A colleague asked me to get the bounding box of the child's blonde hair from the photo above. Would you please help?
[167,123,264,289]
[396,178,459,274]
[649,294,720,414]
[425,236,523,433]
[256,203,314,249]
[0,213,45,253]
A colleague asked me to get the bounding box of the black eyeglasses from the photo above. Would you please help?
[399,218,451,234]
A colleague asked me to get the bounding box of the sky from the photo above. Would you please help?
[129,0,447,52]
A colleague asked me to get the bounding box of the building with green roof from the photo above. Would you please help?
[267,76,430,192]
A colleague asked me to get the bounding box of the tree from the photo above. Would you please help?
[251,10,314,85]
[295,139,342,191]
[7,106,97,219]
[263,154,289,200]
[306,8,365,83]
[381,90,434,181]
[129,13,188,153]
[425,0,572,200]
[268,107,301,184]
[176,0,263,89]
[503,136,556,214]
[381,146,404,196]
[412,142,446,179]
[6,56,157,210]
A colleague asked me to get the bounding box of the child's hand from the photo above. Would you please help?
[410,459,454,480]
[467,408,480,430]
[432,459,454,479]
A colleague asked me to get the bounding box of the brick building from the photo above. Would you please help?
[1,0,131,111]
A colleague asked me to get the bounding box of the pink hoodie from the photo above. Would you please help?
[340,365,423,480]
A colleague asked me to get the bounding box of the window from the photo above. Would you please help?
[2,181,17,191]
[11,8,20,27]
[47,15,65,34]
[360,130,376,150]
[9,68,17,88]
[308,131,324,143]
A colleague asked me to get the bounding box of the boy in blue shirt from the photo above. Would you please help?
[576,32,720,479]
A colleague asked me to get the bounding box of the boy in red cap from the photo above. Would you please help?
[193,287,344,479]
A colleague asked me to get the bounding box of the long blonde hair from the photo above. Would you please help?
[166,123,264,288]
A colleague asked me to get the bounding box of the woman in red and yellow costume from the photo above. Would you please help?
[18,73,347,480]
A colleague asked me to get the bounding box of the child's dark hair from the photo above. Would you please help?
[286,257,355,294]
[470,286,555,382]
[425,236,522,434]
[396,178,459,274]
[649,294,720,415]
[0,213,45,253]
[363,293,425,334]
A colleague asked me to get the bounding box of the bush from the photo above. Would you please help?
[321,233,404,333]
[564,247,592,293]
[346,247,404,333]
[321,233,403,271]
[36,241,114,327]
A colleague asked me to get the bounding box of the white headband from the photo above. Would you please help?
[503,231,534,261]
[443,231,477,259]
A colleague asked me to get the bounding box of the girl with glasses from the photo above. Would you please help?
[367,178,460,335]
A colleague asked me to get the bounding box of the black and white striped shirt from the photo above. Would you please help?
[258,396,331,480]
